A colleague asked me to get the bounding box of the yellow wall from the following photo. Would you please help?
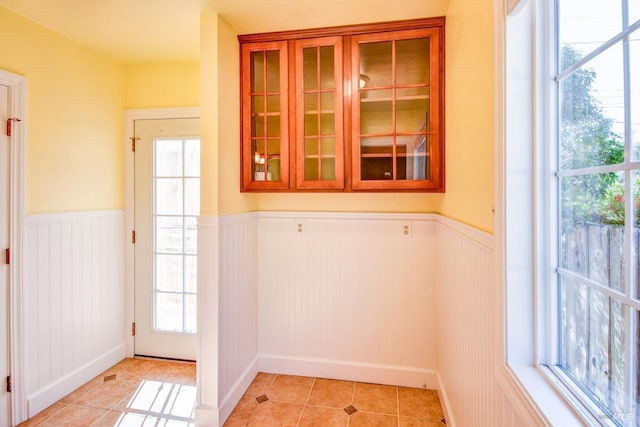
[200,9,220,215]
[439,0,494,232]
[217,17,257,215]
[0,6,125,214]
[125,62,200,109]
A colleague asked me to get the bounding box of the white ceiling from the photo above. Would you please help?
[0,0,449,63]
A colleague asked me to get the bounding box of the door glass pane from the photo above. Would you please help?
[321,138,335,156]
[558,0,622,70]
[304,158,318,181]
[185,295,197,334]
[184,139,200,177]
[396,38,430,85]
[155,140,182,177]
[361,137,393,180]
[250,51,264,92]
[320,45,335,90]
[321,158,336,181]
[184,217,197,255]
[560,44,624,169]
[156,255,183,292]
[153,138,199,333]
[184,255,197,293]
[156,179,183,215]
[266,50,280,92]
[320,93,335,135]
[397,90,429,133]
[184,178,200,216]
[361,91,393,134]
[156,216,183,254]
[156,293,183,332]
[303,47,318,91]
[360,41,392,87]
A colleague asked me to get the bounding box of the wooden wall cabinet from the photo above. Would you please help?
[239,18,445,192]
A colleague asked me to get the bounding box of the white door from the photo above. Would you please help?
[0,84,10,426]
[134,117,200,361]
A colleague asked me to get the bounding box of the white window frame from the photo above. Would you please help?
[503,0,640,425]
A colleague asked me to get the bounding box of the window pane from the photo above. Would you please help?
[184,139,200,177]
[559,44,625,170]
[632,39,640,162]
[155,140,182,177]
[396,37,430,85]
[156,178,183,215]
[155,292,183,332]
[156,254,183,292]
[560,173,626,290]
[156,216,183,254]
[559,0,622,70]
[559,279,628,416]
[360,41,392,87]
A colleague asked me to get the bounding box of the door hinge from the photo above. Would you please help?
[130,137,139,152]
[6,376,11,393]
[6,117,21,137]
[131,230,136,244]
[131,322,136,336]
[4,248,9,265]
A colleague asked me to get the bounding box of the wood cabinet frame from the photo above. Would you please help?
[239,17,445,192]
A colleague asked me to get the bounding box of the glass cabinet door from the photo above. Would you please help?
[295,36,344,189]
[351,28,442,190]
[242,41,289,190]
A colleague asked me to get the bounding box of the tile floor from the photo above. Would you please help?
[18,358,446,427]
[18,358,197,426]
[225,373,446,427]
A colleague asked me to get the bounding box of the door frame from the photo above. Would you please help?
[124,107,200,358]
[0,69,27,425]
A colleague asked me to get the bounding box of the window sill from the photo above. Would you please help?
[508,364,589,426]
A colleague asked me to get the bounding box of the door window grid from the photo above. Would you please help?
[553,1,640,424]
[153,138,200,334]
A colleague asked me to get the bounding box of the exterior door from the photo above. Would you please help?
[0,84,10,426]
[134,117,200,361]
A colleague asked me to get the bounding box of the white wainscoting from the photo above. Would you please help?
[217,213,258,422]
[256,212,439,389]
[434,217,536,426]
[198,211,543,426]
[24,210,126,417]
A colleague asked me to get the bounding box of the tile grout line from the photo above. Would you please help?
[396,386,400,427]
[347,381,356,427]
[295,377,316,427]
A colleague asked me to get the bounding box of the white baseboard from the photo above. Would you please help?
[218,357,259,425]
[258,354,439,390]
[26,343,125,417]
[436,372,456,427]
[195,405,220,427]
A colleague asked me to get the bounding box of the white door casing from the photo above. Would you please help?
[0,83,10,427]
[133,116,199,361]
[0,69,26,426]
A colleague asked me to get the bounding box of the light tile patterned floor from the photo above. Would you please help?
[18,358,197,426]
[18,359,446,427]
[224,373,446,427]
